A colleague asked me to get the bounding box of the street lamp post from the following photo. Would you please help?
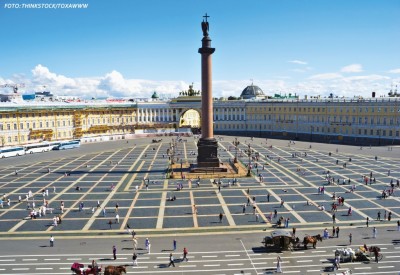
[233,137,239,163]
[247,143,252,177]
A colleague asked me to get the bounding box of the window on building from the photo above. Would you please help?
[13,123,17,130]
[14,136,18,142]
[20,123,23,129]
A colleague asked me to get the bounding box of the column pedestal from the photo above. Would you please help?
[197,137,219,167]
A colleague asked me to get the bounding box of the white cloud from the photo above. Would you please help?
[31,64,77,88]
[288,60,307,65]
[344,74,389,82]
[340,64,363,73]
[0,64,397,100]
[309,73,343,80]
[388,68,400,74]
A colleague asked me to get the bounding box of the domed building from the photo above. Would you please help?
[151,91,159,100]
[240,84,265,99]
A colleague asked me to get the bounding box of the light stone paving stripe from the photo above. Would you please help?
[0,157,52,180]
[156,191,167,229]
[215,190,236,226]
[50,149,124,230]
[183,142,187,160]
[82,146,143,231]
[140,143,162,191]
[123,160,145,192]
[0,155,84,218]
[241,189,269,224]
[189,191,198,227]
[120,182,142,231]
[264,147,372,222]
[267,189,307,224]
[7,154,93,232]
[163,179,168,189]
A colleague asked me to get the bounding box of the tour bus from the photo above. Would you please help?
[53,140,81,150]
[0,146,25,158]
[49,141,61,150]
[24,142,52,154]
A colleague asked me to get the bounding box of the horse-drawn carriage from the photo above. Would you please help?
[152,139,162,143]
[71,262,102,275]
[262,230,323,251]
[262,230,296,251]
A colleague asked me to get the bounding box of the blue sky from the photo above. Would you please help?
[0,0,399,98]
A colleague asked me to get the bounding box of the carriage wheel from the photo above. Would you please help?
[378,253,383,261]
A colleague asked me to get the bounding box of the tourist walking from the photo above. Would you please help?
[373,247,379,263]
[132,253,138,266]
[173,239,177,251]
[366,216,369,227]
[50,235,54,247]
[182,247,188,262]
[349,233,352,245]
[113,245,117,260]
[115,213,119,224]
[336,226,340,238]
[219,212,223,223]
[145,238,151,254]
[372,227,377,238]
[168,253,175,267]
[276,256,282,273]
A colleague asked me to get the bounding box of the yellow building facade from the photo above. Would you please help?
[0,96,399,147]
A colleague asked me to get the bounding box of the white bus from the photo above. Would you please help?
[53,140,81,150]
[0,147,25,158]
[24,143,52,154]
[49,141,61,150]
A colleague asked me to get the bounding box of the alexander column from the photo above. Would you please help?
[197,14,220,168]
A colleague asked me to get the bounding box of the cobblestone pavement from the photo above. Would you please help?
[0,136,399,235]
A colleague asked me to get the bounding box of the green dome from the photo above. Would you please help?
[151,91,159,99]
